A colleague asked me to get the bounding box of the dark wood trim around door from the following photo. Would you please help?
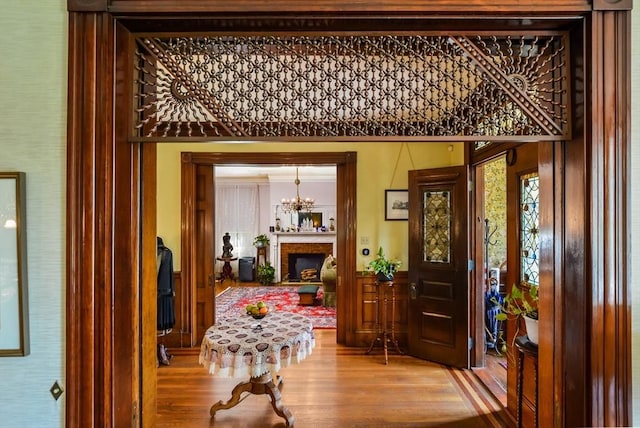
[180,152,357,346]
[65,4,632,427]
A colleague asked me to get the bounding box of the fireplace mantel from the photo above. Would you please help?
[270,232,336,282]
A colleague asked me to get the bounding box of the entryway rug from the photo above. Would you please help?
[216,286,336,329]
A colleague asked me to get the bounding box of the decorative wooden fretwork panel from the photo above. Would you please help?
[134,34,568,141]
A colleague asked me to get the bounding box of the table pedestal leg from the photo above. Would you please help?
[221,261,233,280]
[210,372,294,427]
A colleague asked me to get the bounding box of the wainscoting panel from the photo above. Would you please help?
[354,271,408,348]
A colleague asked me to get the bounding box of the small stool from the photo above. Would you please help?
[297,285,319,306]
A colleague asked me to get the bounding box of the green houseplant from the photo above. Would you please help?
[253,233,270,248]
[493,283,539,345]
[368,247,401,282]
[256,261,275,285]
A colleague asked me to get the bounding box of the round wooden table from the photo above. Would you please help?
[199,312,315,427]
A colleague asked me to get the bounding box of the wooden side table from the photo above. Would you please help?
[217,257,238,281]
[255,245,267,279]
[365,280,403,364]
[515,335,538,428]
[256,245,267,266]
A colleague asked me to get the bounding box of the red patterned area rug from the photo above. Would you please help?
[216,286,336,329]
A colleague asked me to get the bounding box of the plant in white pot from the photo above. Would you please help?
[493,282,539,345]
[253,234,270,248]
[368,247,401,282]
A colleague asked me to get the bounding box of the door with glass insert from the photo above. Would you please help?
[407,166,469,368]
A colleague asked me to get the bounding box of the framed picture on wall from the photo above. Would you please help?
[0,172,29,356]
[385,189,409,221]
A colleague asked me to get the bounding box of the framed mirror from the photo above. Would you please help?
[0,172,29,356]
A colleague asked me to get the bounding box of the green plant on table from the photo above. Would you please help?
[253,234,270,247]
[368,247,401,280]
[492,282,539,352]
[493,283,538,322]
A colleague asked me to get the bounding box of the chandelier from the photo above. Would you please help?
[281,168,315,214]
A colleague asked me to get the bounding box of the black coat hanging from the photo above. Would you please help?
[157,237,175,331]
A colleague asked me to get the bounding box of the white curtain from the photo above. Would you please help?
[215,182,260,273]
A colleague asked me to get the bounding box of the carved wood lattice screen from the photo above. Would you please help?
[133,34,568,142]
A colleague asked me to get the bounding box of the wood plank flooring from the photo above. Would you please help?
[156,330,512,427]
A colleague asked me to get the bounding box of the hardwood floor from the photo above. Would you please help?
[157,330,511,427]
[471,351,508,407]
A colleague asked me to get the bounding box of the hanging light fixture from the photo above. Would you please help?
[281,167,315,214]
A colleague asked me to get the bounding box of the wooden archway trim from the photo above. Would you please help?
[65,3,632,428]
[179,152,357,347]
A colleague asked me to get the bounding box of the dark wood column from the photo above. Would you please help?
[586,4,632,427]
[66,11,115,427]
[67,11,145,427]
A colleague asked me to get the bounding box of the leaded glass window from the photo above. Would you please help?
[423,190,451,263]
[520,172,539,286]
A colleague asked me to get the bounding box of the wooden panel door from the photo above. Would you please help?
[194,164,216,341]
[407,166,470,368]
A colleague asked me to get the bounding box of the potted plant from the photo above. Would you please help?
[493,283,539,345]
[368,247,401,282]
[256,261,275,285]
[253,233,270,248]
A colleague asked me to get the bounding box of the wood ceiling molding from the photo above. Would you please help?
[67,0,108,12]
[592,0,633,10]
[101,1,594,14]
[65,0,597,14]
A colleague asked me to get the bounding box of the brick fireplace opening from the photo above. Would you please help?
[280,242,333,282]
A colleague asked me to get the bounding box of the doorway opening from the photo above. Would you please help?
[472,154,508,406]
[176,151,355,348]
[211,164,338,319]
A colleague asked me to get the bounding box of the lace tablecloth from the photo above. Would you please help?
[199,311,315,378]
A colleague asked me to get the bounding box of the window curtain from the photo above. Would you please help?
[215,182,260,273]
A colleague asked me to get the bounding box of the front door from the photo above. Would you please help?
[407,166,469,368]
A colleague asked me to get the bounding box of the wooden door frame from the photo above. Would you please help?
[66,2,632,427]
[180,152,357,347]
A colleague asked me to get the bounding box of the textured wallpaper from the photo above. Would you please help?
[0,1,67,427]
[483,157,507,270]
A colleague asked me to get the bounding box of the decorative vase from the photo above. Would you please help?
[524,315,539,345]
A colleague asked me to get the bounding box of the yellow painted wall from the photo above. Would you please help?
[157,142,463,270]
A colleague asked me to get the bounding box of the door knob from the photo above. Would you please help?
[410,283,417,300]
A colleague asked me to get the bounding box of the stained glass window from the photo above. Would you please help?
[423,190,451,263]
[520,173,539,286]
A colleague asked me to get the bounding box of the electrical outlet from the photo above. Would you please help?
[360,236,369,245]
